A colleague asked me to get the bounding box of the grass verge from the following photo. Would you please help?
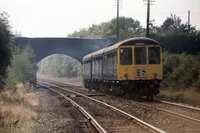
[156,88,200,106]
[0,84,38,133]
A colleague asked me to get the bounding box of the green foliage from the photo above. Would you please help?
[106,17,144,39]
[163,52,200,88]
[68,22,110,38]
[152,32,200,54]
[5,46,36,89]
[150,14,199,54]
[151,14,196,36]
[68,16,144,40]
[37,55,82,77]
[76,64,82,77]
[161,14,184,33]
[0,11,13,88]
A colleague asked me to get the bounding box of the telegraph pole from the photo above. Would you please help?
[188,10,190,32]
[146,0,150,37]
[143,0,154,37]
[116,0,119,40]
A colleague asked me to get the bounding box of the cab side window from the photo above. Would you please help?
[120,48,132,65]
[148,47,160,64]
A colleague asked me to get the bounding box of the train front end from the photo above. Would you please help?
[117,38,162,99]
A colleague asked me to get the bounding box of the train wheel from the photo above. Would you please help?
[135,93,142,101]
[100,83,104,92]
[147,85,154,101]
[125,93,132,100]
[115,85,121,96]
[88,82,92,91]
[147,93,153,101]
[111,85,116,96]
[106,83,111,94]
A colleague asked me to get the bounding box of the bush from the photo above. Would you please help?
[163,52,200,88]
[4,46,36,90]
[0,12,13,88]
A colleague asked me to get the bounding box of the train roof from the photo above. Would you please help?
[83,37,160,61]
[105,37,160,52]
[83,52,93,61]
[92,48,105,57]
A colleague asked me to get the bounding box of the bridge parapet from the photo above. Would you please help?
[14,37,117,63]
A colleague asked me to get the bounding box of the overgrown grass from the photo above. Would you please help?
[157,88,200,106]
[0,87,38,133]
[158,53,200,105]
[0,45,38,132]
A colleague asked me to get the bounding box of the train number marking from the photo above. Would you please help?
[137,69,140,76]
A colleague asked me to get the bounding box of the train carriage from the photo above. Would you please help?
[83,37,162,100]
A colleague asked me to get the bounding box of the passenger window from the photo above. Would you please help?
[148,47,160,64]
[120,48,132,65]
[134,47,146,65]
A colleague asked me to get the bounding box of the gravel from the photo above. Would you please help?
[71,97,150,133]
[33,87,97,133]
[93,95,200,133]
[55,87,151,133]
[40,81,200,132]
[142,101,200,121]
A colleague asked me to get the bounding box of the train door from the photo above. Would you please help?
[134,46,148,80]
[118,46,134,80]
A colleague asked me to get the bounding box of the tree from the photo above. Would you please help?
[160,14,196,34]
[5,46,37,89]
[68,22,110,38]
[37,54,81,77]
[14,31,22,37]
[0,11,13,88]
[68,16,145,40]
[107,16,144,40]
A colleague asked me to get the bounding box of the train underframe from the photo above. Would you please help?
[84,79,161,100]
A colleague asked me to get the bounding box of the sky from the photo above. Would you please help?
[0,0,200,37]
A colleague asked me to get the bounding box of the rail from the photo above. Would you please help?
[156,100,200,112]
[38,80,166,133]
[38,79,200,124]
[38,83,107,133]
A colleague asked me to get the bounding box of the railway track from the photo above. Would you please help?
[131,100,200,124]
[39,79,200,119]
[155,100,200,111]
[38,79,200,132]
[141,100,200,122]
[38,81,165,133]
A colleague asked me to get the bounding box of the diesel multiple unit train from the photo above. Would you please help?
[82,37,162,100]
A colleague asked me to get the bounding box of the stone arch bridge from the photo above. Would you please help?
[14,37,117,63]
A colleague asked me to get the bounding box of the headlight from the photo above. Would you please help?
[153,72,158,78]
[124,73,128,79]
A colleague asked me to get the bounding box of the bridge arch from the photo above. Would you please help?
[14,37,117,63]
